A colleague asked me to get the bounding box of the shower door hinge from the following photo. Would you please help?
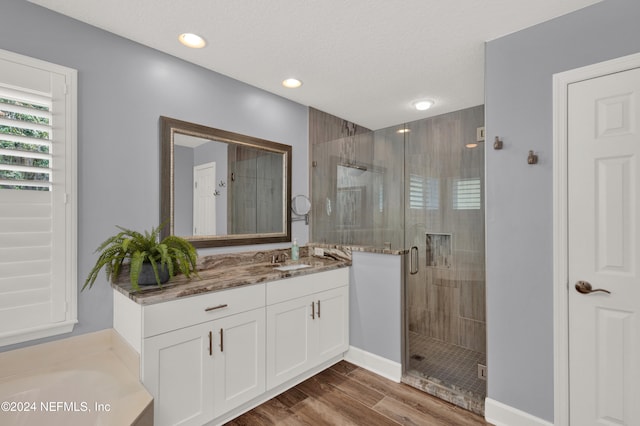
[478,364,487,381]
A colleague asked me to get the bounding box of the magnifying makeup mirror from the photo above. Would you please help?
[291,195,311,225]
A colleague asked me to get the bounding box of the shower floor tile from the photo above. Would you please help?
[407,332,486,400]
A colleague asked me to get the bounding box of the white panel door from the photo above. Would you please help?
[568,66,640,425]
[193,162,216,236]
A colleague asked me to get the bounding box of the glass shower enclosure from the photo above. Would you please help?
[310,105,486,414]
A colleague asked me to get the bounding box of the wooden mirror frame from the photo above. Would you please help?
[160,116,292,248]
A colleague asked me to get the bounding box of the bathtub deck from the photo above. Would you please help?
[0,329,152,426]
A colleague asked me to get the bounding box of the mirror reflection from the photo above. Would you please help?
[160,116,292,248]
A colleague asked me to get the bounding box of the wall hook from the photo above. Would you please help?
[493,136,503,150]
[219,180,226,187]
[527,150,538,165]
[213,189,221,196]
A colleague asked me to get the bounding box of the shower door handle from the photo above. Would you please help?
[410,246,419,275]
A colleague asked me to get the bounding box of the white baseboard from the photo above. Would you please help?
[485,398,553,426]
[344,346,402,383]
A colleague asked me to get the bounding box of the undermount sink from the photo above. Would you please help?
[273,263,312,272]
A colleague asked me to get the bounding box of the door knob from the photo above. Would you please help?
[575,280,611,295]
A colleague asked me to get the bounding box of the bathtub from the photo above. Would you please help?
[0,330,152,426]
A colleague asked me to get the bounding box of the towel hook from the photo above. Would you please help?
[493,136,503,150]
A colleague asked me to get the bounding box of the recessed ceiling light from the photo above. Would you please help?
[413,100,434,111]
[282,78,302,89]
[178,33,206,48]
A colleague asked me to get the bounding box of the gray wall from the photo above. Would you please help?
[485,0,640,421]
[0,0,309,351]
[350,251,403,363]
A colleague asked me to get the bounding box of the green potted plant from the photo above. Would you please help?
[83,224,198,291]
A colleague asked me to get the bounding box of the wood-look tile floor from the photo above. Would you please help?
[225,361,493,426]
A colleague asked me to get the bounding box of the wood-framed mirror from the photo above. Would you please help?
[160,116,292,248]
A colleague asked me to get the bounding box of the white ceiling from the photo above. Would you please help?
[29,0,600,130]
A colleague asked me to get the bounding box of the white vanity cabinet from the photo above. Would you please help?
[143,320,215,426]
[266,268,349,389]
[115,283,265,426]
[113,266,349,426]
[143,307,265,426]
[211,307,265,418]
[316,286,349,360]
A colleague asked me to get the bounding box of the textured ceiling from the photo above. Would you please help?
[29,0,601,130]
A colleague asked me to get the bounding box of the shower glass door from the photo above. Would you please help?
[403,106,487,414]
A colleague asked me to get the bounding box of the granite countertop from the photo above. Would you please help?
[112,250,351,305]
[308,242,408,256]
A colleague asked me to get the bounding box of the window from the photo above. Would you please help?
[453,178,481,210]
[409,174,439,210]
[0,49,77,346]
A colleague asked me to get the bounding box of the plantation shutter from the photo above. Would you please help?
[0,86,53,189]
[453,178,482,210]
[409,174,439,210]
[0,49,77,346]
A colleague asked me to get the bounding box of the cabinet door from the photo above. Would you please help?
[315,286,349,361]
[212,308,265,417]
[143,322,214,426]
[266,296,314,389]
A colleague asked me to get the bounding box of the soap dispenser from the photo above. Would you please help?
[291,238,299,261]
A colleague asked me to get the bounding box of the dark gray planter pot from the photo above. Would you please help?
[138,262,170,286]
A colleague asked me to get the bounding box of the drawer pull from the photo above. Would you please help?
[205,304,228,312]
[220,328,224,352]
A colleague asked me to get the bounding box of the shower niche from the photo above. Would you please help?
[425,233,452,268]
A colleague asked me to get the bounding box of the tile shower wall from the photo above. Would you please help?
[404,105,485,354]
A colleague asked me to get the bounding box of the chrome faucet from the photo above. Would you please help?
[271,253,288,264]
